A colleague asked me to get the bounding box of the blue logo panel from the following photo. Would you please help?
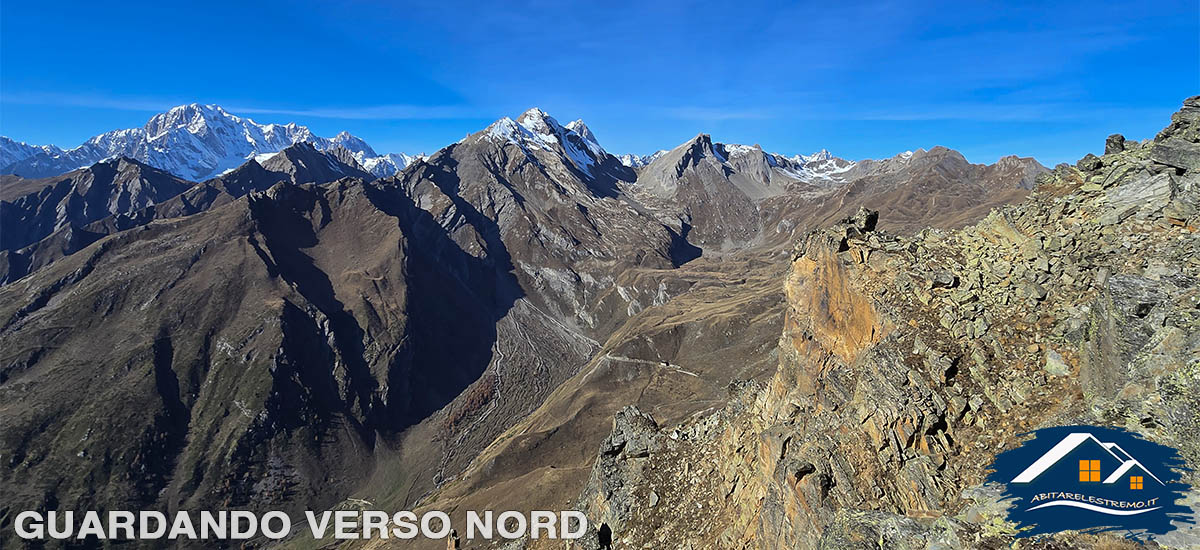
[986,425,1194,537]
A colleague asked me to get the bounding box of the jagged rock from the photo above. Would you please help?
[1151,96,1200,173]
[846,206,879,233]
[1152,137,1200,173]
[1106,133,1127,154]
[926,270,958,289]
[1077,152,1102,171]
[1104,171,1174,217]
[606,406,659,459]
[1164,198,1198,225]
[1156,95,1200,143]
[816,511,965,550]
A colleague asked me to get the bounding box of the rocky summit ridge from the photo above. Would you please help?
[564,97,1200,550]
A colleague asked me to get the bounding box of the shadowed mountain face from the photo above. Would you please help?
[0,107,1054,547]
[0,176,521,526]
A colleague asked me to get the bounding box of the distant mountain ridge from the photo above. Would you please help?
[4,103,1023,194]
[0,106,1048,284]
[0,104,418,180]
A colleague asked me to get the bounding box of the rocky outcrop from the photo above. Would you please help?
[1151,96,1200,174]
[572,97,1200,549]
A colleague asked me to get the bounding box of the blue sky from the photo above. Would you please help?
[1,0,1196,165]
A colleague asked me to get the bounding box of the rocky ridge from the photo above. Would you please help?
[0,143,376,284]
[567,97,1200,549]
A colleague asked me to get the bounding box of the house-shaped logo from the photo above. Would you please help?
[986,425,1193,538]
[1009,433,1165,514]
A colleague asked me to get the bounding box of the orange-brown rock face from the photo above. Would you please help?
[778,212,889,406]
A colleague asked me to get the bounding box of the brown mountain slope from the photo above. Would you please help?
[0,177,525,543]
[0,143,377,284]
[757,148,1046,247]
[345,140,1048,550]
[0,158,194,252]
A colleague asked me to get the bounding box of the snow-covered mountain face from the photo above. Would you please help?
[0,104,413,181]
[358,152,424,178]
[618,150,668,168]
[473,108,626,180]
[4,102,854,184]
[717,143,855,182]
[0,137,65,167]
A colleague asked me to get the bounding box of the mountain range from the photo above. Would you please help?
[0,104,423,181]
[2,104,865,187]
[0,102,1079,549]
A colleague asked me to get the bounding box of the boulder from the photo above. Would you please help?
[1105,133,1126,154]
[1044,349,1070,376]
[606,406,659,459]
[1076,153,1102,172]
[1151,137,1200,174]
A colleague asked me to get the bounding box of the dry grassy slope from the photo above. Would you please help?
[0,173,536,549]
[566,99,1200,550]
[0,158,194,255]
[0,180,408,533]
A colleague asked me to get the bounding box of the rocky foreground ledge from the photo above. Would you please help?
[563,98,1200,550]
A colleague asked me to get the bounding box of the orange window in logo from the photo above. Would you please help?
[1131,476,1144,490]
[1079,460,1101,482]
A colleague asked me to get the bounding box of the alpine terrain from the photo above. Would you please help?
[3,97,1196,550]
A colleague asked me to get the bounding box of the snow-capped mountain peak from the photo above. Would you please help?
[0,137,65,168]
[483,117,547,148]
[2,104,412,181]
[516,107,564,143]
[144,103,228,139]
[358,152,424,178]
[805,148,833,162]
[329,131,378,158]
[618,150,668,168]
[565,119,606,158]
[478,108,610,175]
